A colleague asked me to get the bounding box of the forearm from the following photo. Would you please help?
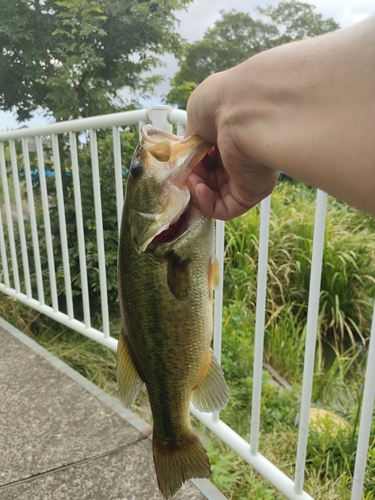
[191,16,375,216]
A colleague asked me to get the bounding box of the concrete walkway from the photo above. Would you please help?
[0,318,226,500]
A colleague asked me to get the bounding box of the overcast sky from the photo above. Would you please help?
[1,0,374,131]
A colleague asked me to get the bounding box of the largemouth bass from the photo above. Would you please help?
[117,125,228,499]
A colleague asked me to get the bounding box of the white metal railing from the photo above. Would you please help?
[0,105,374,500]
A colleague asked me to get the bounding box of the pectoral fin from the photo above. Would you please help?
[167,252,190,300]
[191,349,228,412]
[208,256,220,295]
[212,257,220,291]
[116,330,143,408]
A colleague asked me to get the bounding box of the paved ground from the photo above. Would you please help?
[0,319,226,500]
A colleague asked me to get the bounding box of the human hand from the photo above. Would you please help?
[186,143,278,221]
[185,72,279,221]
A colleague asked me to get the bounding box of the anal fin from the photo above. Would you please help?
[191,349,228,412]
[116,330,143,408]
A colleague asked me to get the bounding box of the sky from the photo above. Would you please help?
[1,0,374,132]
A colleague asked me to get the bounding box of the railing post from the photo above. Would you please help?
[294,189,328,494]
[148,105,173,133]
[250,196,271,454]
[213,219,225,422]
[350,299,375,499]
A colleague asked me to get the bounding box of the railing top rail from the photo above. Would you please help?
[0,108,149,141]
[0,106,188,142]
[167,108,187,126]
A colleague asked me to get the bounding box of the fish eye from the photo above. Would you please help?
[130,161,143,178]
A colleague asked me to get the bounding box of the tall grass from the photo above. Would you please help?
[219,181,375,498]
[224,181,375,353]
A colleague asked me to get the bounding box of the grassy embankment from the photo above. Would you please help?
[1,181,375,499]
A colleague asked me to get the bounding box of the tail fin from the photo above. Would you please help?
[153,432,211,499]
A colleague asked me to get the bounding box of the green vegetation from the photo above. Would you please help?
[213,182,375,499]
[1,181,374,499]
[0,0,191,121]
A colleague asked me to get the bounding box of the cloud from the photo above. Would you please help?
[312,0,375,26]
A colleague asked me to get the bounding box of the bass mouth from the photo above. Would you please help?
[152,204,191,245]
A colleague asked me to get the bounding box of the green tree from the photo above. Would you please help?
[0,0,191,121]
[165,1,340,108]
[257,0,339,42]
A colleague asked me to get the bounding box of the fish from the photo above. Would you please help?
[116,125,229,499]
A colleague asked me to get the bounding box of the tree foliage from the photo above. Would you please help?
[257,0,339,42]
[165,1,340,109]
[0,0,191,121]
